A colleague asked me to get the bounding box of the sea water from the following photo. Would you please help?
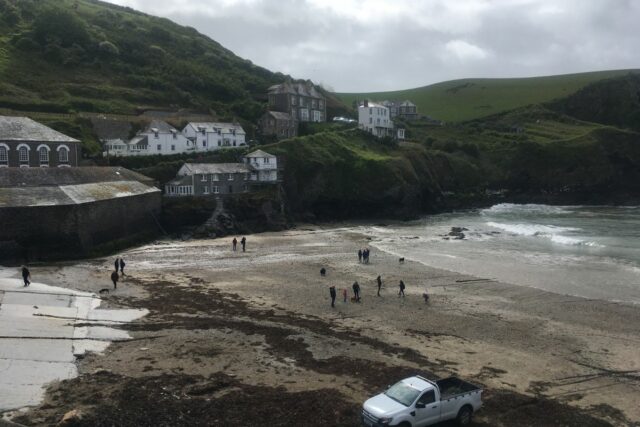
[365,204,640,304]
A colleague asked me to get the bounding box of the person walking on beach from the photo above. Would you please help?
[364,248,370,264]
[352,281,361,302]
[119,258,126,275]
[376,275,382,296]
[111,270,119,289]
[114,257,120,272]
[21,266,31,287]
[398,280,406,297]
[240,237,246,252]
[358,249,362,263]
[343,288,347,303]
[232,237,237,251]
[329,286,337,308]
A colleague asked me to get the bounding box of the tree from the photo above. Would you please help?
[33,7,91,48]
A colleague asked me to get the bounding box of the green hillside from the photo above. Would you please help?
[336,70,640,123]
[0,0,284,119]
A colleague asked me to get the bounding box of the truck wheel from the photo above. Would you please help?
[456,406,473,426]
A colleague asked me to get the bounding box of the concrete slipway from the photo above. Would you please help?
[0,276,147,412]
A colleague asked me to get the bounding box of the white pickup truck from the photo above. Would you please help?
[362,375,483,427]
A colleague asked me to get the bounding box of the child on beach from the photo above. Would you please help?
[343,288,347,303]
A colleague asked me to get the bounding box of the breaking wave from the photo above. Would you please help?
[481,203,573,216]
[486,221,602,247]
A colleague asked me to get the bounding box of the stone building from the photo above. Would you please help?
[381,100,419,120]
[267,80,326,123]
[0,167,161,261]
[165,163,251,197]
[258,111,297,140]
[0,116,80,168]
[165,150,279,197]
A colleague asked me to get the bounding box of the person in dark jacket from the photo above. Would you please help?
[376,275,382,296]
[320,267,326,277]
[363,248,369,264]
[111,270,119,289]
[240,237,246,252]
[352,281,361,302]
[357,249,362,263]
[398,280,406,297]
[21,266,31,287]
[119,258,126,275]
[232,238,237,251]
[329,286,337,308]
[114,258,120,272]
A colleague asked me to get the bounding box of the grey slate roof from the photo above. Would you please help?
[245,149,275,158]
[0,167,159,208]
[264,111,293,121]
[181,163,250,175]
[268,81,323,99]
[188,122,246,134]
[144,120,175,134]
[0,116,79,143]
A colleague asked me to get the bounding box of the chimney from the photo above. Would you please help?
[364,100,369,108]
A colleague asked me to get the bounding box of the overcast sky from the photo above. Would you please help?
[107,0,640,92]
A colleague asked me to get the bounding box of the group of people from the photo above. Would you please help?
[327,274,415,307]
[232,237,247,252]
[357,248,371,264]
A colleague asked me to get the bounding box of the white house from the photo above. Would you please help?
[358,101,395,138]
[104,120,195,157]
[243,149,278,182]
[182,122,246,151]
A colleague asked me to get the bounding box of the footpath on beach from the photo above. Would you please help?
[0,277,147,413]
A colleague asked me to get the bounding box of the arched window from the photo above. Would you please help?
[38,145,50,166]
[0,144,8,166]
[57,145,69,164]
[18,145,30,165]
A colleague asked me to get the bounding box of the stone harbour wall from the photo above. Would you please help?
[0,192,162,262]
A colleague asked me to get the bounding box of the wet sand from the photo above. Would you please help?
[3,225,639,426]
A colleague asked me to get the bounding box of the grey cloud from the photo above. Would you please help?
[107,0,640,91]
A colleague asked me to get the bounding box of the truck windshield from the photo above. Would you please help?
[384,382,421,406]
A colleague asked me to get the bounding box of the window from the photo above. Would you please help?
[313,110,321,122]
[203,186,209,194]
[218,140,221,146]
[157,144,161,151]
[291,95,297,105]
[154,132,159,139]
[228,185,233,194]
[417,390,435,405]
[39,146,49,165]
[19,146,29,163]
[212,173,219,181]
[228,173,234,181]
[300,108,309,121]
[203,141,207,147]
[311,99,317,109]
[201,174,208,182]
[290,109,297,120]
[172,133,177,139]
[369,117,372,124]
[319,100,324,109]
[263,157,270,164]
[243,185,248,192]
[171,145,175,151]
[0,145,8,165]
[213,185,219,194]
[369,108,372,114]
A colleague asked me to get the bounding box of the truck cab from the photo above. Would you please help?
[362,375,482,427]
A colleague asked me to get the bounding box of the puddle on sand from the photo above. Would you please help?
[0,278,147,412]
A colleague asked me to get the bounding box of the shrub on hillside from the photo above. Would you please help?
[98,40,119,55]
[33,7,92,48]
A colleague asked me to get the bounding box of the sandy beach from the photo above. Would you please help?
[3,225,639,426]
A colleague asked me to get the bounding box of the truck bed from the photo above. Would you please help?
[436,377,481,400]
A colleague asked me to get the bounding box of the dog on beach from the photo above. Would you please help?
[399,257,405,264]
[99,288,110,295]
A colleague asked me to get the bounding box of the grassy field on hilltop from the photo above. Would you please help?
[336,70,640,123]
